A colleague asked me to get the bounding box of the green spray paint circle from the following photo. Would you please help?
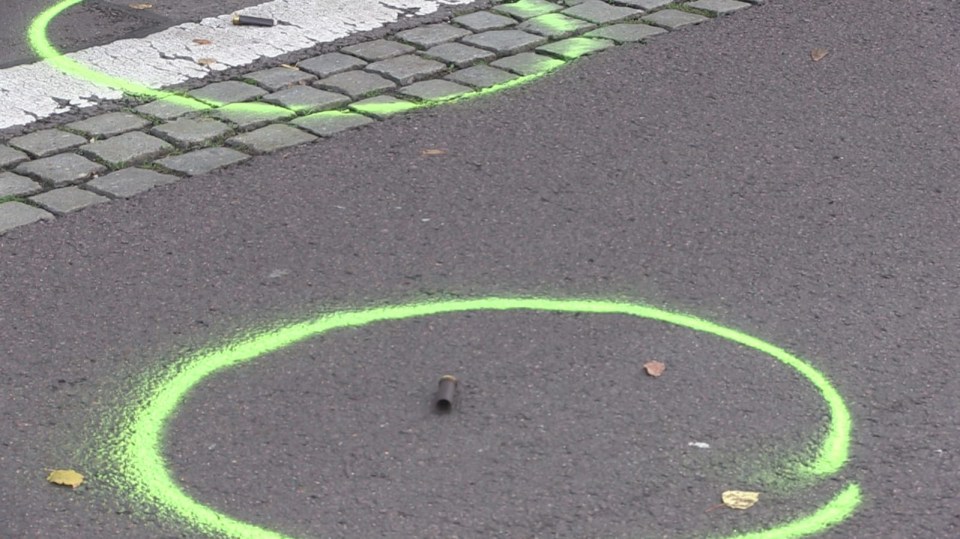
[29,0,569,120]
[113,297,860,539]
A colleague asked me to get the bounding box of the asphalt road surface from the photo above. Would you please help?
[2,0,960,537]
[0,0,268,68]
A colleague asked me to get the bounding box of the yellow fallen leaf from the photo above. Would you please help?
[128,3,153,9]
[197,58,218,66]
[722,490,759,510]
[643,360,665,377]
[810,48,828,62]
[47,469,84,488]
[421,149,447,156]
[280,64,300,70]
[193,39,213,45]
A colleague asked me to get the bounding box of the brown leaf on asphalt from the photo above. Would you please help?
[810,48,829,62]
[721,490,760,510]
[128,3,153,9]
[643,360,665,377]
[197,58,217,66]
[192,39,213,45]
[421,149,447,156]
[47,469,84,488]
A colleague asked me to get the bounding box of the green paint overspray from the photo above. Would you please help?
[28,0,569,122]
[108,297,859,538]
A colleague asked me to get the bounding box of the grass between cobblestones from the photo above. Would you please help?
[665,2,718,18]
[2,0,748,236]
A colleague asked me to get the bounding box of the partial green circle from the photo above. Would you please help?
[113,297,860,539]
[29,0,562,120]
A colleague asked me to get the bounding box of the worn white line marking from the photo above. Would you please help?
[0,0,477,129]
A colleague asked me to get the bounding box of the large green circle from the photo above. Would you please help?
[113,297,860,538]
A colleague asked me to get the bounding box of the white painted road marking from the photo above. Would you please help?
[0,0,477,129]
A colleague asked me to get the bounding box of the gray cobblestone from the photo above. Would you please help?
[460,30,549,55]
[297,53,367,78]
[187,81,267,105]
[154,147,250,176]
[641,9,710,28]
[0,172,42,198]
[341,39,415,61]
[396,24,472,48]
[0,201,53,235]
[211,103,296,131]
[364,55,447,85]
[15,153,106,187]
[292,111,374,137]
[65,112,151,138]
[227,124,318,154]
[9,129,87,158]
[537,36,614,59]
[135,97,210,121]
[687,0,751,14]
[151,118,234,148]
[315,70,396,98]
[245,66,317,91]
[398,79,473,101]
[493,0,563,20]
[445,65,519,88]
[611,0,672,9]
[490,52,565,75]
[85,168,180,198]
[80,131,174,167]
[30,186,109,215]
[0,145,29,168]
[348,96,420,119]
[453,11,517,31]
[262,86,350,113]
[585,22,666,42]
[519,13,596,38]
[421,43,496,68]
[562,0,640,24]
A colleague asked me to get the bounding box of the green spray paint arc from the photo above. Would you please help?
[29,3,861,536]
[28,0,569,120]
[109,296,859,539]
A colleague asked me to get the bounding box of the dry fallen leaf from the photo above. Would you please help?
[47,469,84,488]
[643,360,665,377]
[722,490,760,510]
[128,3,153,9]
[192,39,213,45]
[280,64,300,70]
[421,149,447,156]
[810,48,828,62]
[197,58,218,66]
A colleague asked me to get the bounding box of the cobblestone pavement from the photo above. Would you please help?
[0,0,761,235]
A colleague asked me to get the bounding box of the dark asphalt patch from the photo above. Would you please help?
[164,311,827,538]
[45,0,170,56]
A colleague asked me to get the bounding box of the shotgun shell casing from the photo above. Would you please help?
[232,14,275,27]
[435,375,458,412]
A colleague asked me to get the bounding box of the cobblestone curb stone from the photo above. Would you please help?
[85,168,181,198]
[0,0,760,236]
[30,186,109,215]
[154,147,250,177]
[0,201,54,234]
[15,153,106,188]
[227,124,318,154]
[0,172,42,198]
[0,145,29,168]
